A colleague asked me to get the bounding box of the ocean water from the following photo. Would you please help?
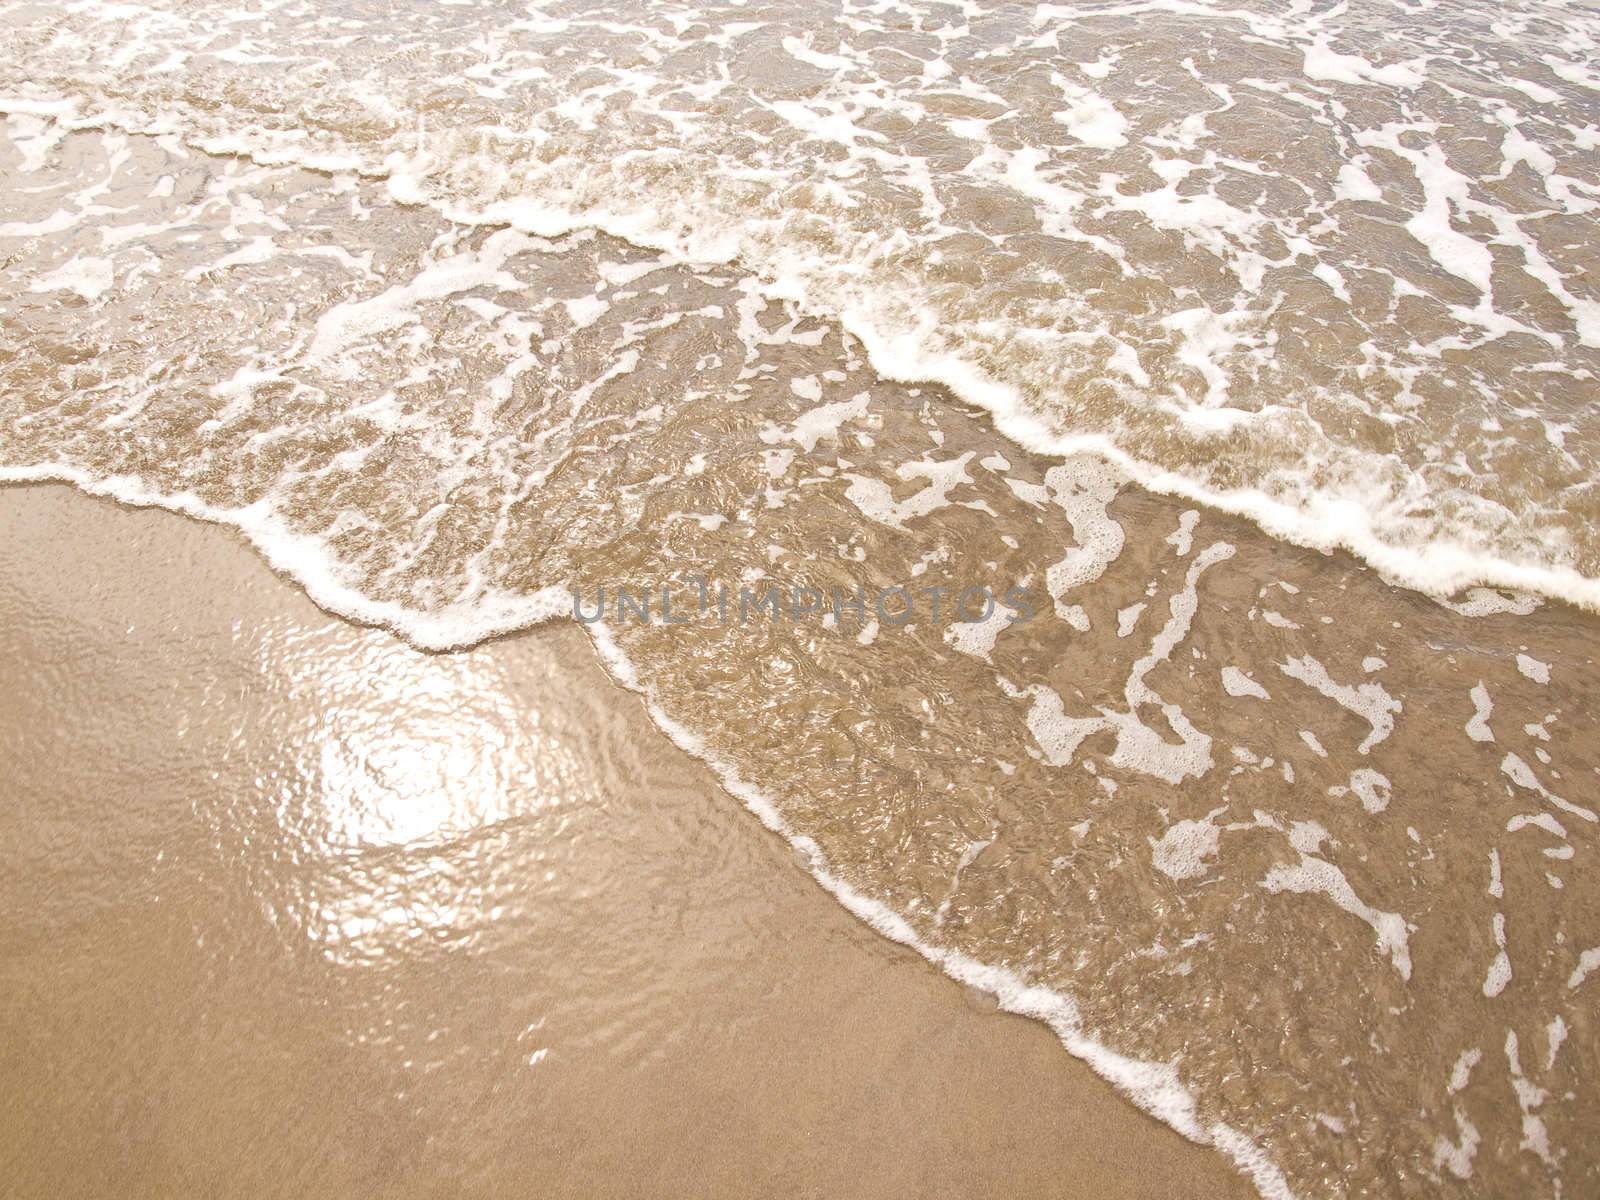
[1,1,1598,1194]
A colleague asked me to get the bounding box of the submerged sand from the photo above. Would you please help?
[0,483,1248,1199]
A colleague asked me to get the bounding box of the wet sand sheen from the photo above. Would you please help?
[0,483,1250,1199]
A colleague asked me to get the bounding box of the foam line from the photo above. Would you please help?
[586,620,1295,1200]
[0,464,570,650]
[6,93,1600,613]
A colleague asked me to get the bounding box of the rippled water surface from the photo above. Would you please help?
[2,1,1598,1195]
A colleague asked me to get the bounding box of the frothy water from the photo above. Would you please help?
[6,0,1600,601]
[2,1,1599,1194]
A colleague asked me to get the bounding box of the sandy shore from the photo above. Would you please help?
[0,483,1248,1199]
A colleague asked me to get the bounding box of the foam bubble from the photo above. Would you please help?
[1262,854,1413,980]
[1466,684,1496,743]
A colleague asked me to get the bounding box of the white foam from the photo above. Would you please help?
[22,110,1600,618]
[563,294,609,328]
[1449,1048,1482,1093]
[821,265,1600,614]
[1570,947,1600,990]
[1288,821,1327,856]
[1150,808,1227,881]
[1466,683,1495,743]
[1515,654,1550,684]
[1501,752,1597,823]
[1504,1031,1555,1168]
[1023,542,1232,785]
[1301,35,1425,89]
[841,452,975,529]
[762,391,870,453]
[307,229,538,374]
[1043,456,1126,628]
[1221,667,1270,700]
[1434,1048,1484,1178]
[1433,1112,1481,1180]
[1278,656,1400,755]
[30,254,115,300]
[0,463,571,651]
[1341,768,1393,815]
[1545,1017,1567,1071]
[1051,74,1128,150]
[1507,812,1568,841]
[1116,602,1146,638]
[944,597,1020,663]
[1334,160,1383,204]
[1165,510,1199,556]
[1262,853,1413,980]
[1482,913,1512,998]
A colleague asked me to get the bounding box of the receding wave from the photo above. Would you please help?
[4,0,1600,608]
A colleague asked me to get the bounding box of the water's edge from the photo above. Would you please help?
[0,474,1288,1199]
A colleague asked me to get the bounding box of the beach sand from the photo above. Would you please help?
[0,483,1248,1199]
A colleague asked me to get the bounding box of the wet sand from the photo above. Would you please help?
[0,483,1249,1199]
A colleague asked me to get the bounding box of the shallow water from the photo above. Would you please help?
[2,2,1599,1194]
[6,0,1600,597]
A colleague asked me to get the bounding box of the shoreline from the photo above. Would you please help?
[0,482,1251,1199]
